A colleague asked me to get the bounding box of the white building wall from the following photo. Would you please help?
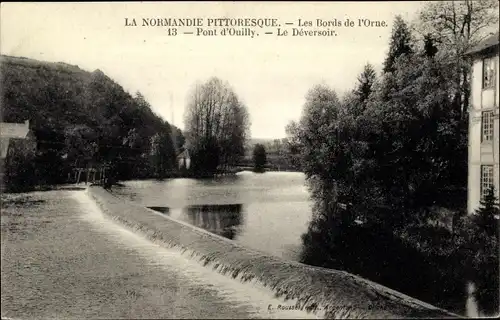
[467,53,500,214]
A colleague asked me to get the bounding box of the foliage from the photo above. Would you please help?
[417,0,499,118]
[184,77,250,176]
[190,135,221,176]
[293,10,498,314]
[473,187,500,238]
[252,143,267,172]
[3,139,36,192]
[383,15,414,73]
[150,124,177,179]
[454,188,500,314]
[284,122,303,170]
[0,55,184,190]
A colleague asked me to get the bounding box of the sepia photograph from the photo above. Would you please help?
[1,1,499,319]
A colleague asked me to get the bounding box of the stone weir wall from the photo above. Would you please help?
[87,186,459,319]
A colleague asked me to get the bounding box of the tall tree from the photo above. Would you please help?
[383,15,414,73]
[284,121,303,171]
[184,77,250,176]
[354,63,377,106]
[418,0,499,118]
[150,125,176,179]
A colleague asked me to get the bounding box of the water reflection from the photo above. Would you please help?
[148,206,170,214]
[184,204,243,240]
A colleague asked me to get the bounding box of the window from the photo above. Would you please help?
[481,111,494,142]
[481,165,494,199]
[483,57,495,89]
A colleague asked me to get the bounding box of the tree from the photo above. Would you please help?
[418,0,499,118]
[1,56,179,187]
[287,84,345,222]
[171,126,186,152]
[294,6,499,311]
[473,187,500,239]
[184,77,250,176]
[456,186,499,314]
[64,125,99,169]
[150,125,177,179]
[284,121,303,170]
[354,63,377,108]
[423,33,438,58]
[3,139,36,192]
[383,15,414,73]
[253,144,267,172]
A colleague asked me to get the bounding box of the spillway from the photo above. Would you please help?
[86,186,459,319]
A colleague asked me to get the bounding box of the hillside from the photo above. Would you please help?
[0,54,183,190]
[1,55,166,132]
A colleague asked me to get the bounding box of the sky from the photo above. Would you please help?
[1,1,426,139]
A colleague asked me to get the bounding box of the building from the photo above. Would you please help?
[0,120,36,190]
[466,32,500,214]
[0,120,35,159]
[177,144,191,170]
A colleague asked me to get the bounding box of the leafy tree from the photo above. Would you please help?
[3,139,36,192]
[150,125,177,179]
[284,121,303,170]
[184,77,250,176]
[252,143,267,172]
[418,0,499,118]
[190,135,220,176]
[294,6,499,313]
[289,84,345,223]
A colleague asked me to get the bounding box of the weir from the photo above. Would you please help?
[87,186,459,319]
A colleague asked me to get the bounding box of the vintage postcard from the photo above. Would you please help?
[1,1,499,319]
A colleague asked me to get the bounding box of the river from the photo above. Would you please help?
[112,171,497,318]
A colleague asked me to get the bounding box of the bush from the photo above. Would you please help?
[3,141,36,193]
[454,187,499,314]
[252,144,267,172]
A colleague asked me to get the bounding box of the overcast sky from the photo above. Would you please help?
[1,1,425,139]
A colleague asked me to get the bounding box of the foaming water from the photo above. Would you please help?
[466,281,480,318]
[73,191,319,319]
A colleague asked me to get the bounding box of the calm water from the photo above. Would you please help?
[112,171,494,317]
[112,171,313,261]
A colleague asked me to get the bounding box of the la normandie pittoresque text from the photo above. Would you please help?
[124,17,388,38]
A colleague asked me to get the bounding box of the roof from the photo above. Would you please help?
[465,31,499,56]
[0,121,30,139]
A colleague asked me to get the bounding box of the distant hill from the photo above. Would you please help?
[1,55,170,132]
[0,54,183,187]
